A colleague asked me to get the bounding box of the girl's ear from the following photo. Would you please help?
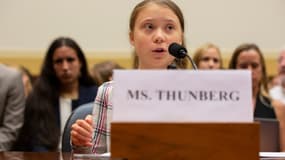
[129,31,135,46]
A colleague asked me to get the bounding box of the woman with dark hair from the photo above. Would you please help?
[13,37,98,151]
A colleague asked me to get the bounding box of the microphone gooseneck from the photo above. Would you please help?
[168,43,198,70]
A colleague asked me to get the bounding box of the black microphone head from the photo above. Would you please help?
[168,42,187,59]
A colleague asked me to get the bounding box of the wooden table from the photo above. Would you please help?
[0,152,284,160]
[0,152,124,160]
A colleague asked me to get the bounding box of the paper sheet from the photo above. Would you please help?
[260,152,285,158]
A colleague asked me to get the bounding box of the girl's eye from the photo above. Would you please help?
[54,58,63,64]
[145,23,153,30]
[201,57,210,62]
[238,64,246,69]
[251,63,259,69]
[213,58,220,63]
[66,57,75,62]
[167,25,174,30]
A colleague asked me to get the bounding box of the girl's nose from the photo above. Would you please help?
[153,29,165,44]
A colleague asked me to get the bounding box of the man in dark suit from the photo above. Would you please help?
[0,64,25,150]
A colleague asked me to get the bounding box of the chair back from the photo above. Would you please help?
[61,102,93,152]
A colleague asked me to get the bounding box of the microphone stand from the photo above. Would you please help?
[185,54,198,70]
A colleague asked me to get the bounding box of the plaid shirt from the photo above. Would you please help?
[91,81,113,153]
[72,81,113,154]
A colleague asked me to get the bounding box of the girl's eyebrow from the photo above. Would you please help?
[139,17,177,23]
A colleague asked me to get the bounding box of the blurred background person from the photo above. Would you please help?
[16,65,34,98]
[228,43,285,151]
[193,43,223,70]
[268,46,285,151]
[0,64,25,151]
[229,43,276,118]
[7,65,34,98]
[270,46,285,102]
[90,61,123,86]
[275,46,285,84]
[13,37,98,152]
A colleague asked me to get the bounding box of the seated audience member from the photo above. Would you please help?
[273,46,285,85]
[0,64,25,151]
[268,47,285,151]
[91,61,123,85]
[7,64,34,97]
[13,37,98,152]
[193,43,223,69]
[12,65,34,97]
[70,0,188,154]
[270,46,285,102]
[228,43,285,151]
[229,43,277,118]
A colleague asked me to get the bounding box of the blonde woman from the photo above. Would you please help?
[193,43,223,69]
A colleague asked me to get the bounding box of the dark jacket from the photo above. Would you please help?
[254,93,276,118]
[13,85,97,152]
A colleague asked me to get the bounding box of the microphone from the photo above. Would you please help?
[168,43,198,70]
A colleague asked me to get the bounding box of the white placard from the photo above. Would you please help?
[112,70,253,122]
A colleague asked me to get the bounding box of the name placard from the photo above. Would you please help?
[112,70,252,122]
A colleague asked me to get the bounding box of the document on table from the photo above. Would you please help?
[260,152,285,158]
[73,152,111,160]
